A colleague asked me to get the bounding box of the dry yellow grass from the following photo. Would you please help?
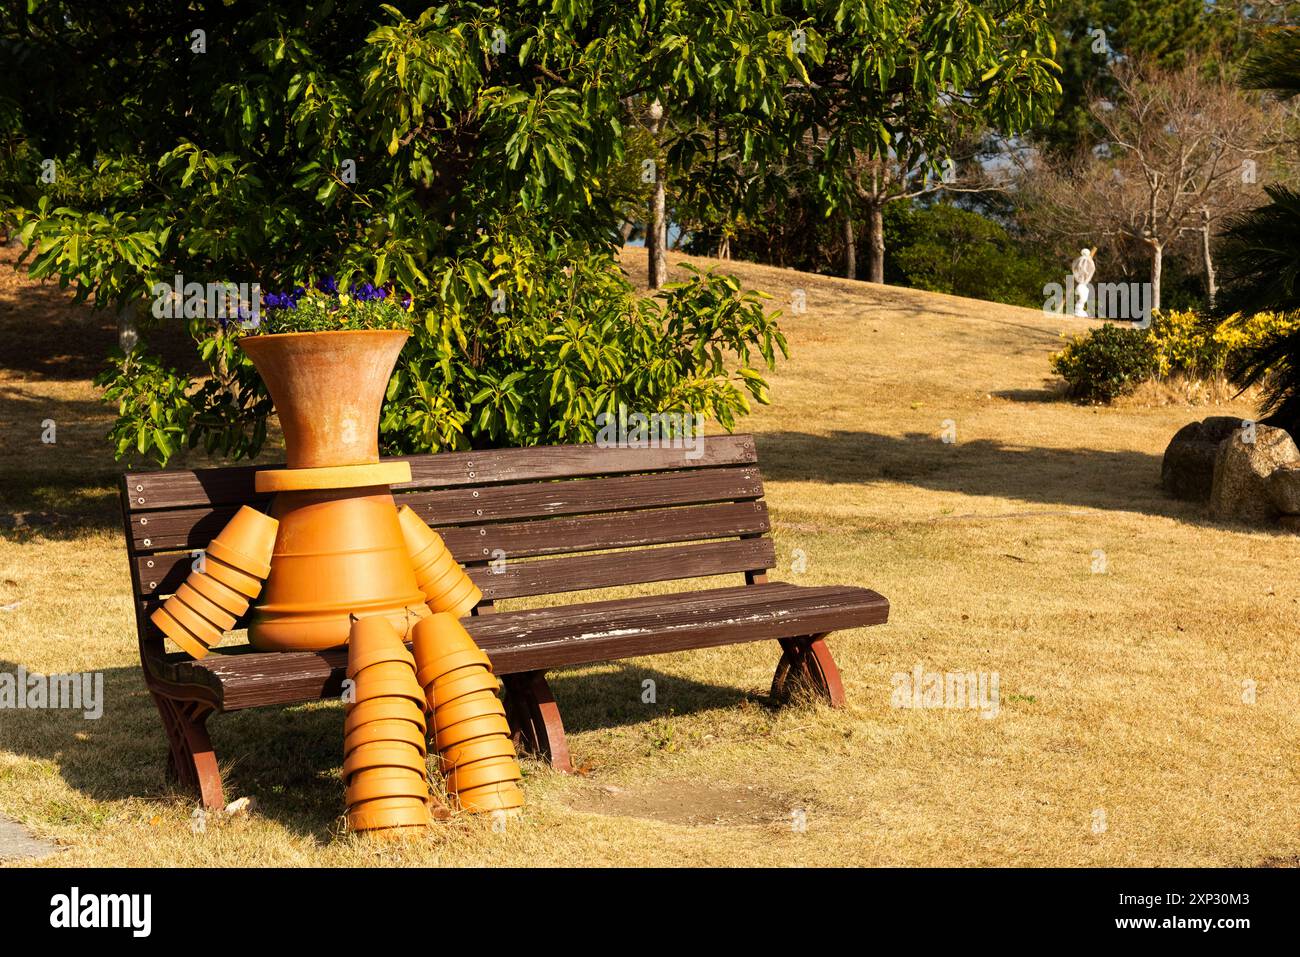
[1,244,1297,867]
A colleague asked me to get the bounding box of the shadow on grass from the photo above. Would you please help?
[0,382,121,538]
[0,245,198,381]
[550,661,755,736]
[0,656,761,838]
[754,429,1200,519]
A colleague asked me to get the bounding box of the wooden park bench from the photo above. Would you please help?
[118,434,890,809]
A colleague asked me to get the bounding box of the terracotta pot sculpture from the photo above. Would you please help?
[396,506,482,618]
[202,556,264,599]
[150,506,279,659]
[344,697,426,734]
[342,616,434,835]
[411,613,524,815]
[455,780,526,814]
[185,570,251,618]
[239,331,430,651]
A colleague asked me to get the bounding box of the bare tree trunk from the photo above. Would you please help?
[646,99,668,289]
[619,220,635,244]
[1149,240,1163,313]
[843,215,856,280]
[1200,209,1216,308]
[865,201,885,283]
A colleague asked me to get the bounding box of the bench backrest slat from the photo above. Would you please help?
[122,434,772,626]
[124,434,757,510]
[127,466,762,554]
[467,538,776,601]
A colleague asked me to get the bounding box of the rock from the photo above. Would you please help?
[1208,424,1300,523]
[223,796,255,817]
[0,815,59,862]
[1161,416,1244,501]
[1267,462,1300,515]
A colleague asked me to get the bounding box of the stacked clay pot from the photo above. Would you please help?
[412,613,523,815]
[150,506,279,659]
[397,506,483,618]
[343,615,434,835]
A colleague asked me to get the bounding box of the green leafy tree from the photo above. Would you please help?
[1036,0,1244,156]
[887,202,1057,308]
[2,1,1064,464]
[2,1,789,464]
[661,1,1063,284]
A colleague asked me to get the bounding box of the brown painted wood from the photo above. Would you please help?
[124,434,758,511]
[772,635,846,707]
[425,501,769,562]
[126,466,763,554]
[503,671,572,773]
[467,538,776,601]
[126,479,768,565]
[157,584,888,711]
[135,509,772,602]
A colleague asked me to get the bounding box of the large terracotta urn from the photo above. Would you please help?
[239,330,429,651]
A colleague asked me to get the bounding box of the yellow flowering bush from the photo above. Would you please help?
[1149,309,1300,379]
[1053,309,1300,402]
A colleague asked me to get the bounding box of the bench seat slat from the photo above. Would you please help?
[150,583,888,711]
[124,435,758,511]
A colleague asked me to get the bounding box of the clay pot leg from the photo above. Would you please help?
[502,670,571,773]
[770,634,845,707]
[154,693,225,810]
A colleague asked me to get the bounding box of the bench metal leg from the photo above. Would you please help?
[502,671,573,773]
[771,634,846,707]
[154,693,225,811]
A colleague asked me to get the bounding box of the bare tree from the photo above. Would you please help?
[848,144,1007,283]
[1025,57,1284,310]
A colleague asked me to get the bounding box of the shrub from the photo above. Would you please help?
[1052,309,1300,404]
[91,237,786,466]
[1050,323,1159,402]
[1149,309,1300,381]
[1147,310,1227,380]
[886,203,1059,309]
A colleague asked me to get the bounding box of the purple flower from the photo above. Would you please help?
[263,291,298,310]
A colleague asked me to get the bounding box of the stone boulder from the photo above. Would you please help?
[1161,416,1245,502]
[1208,424,1300,523]
[1266,462,1300,515]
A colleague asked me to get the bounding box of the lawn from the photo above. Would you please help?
[1,243,1296,867]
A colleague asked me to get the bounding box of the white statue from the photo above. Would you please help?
[1072,248,1096,318]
